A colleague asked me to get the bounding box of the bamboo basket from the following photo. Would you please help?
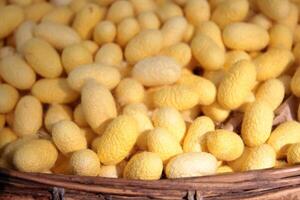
[1,166,300,200]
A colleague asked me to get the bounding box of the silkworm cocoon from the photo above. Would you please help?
[130,0,156,13]
[96,115,138,165]
[2,135,38,166]
[269,24,293,50]
[115,78,145,106]
[132,56,181,87]
[153,84,199,111]
[191,33,225,70]
[255,79,285,111]
[249,14,272,30]
[124,29,163,64]
[206,129,244,161]
[0,84,19,114]
[67,63,121,91]
[217,60,256,110]
[72,3,105,39]
[15,20,36,52]
[137,11,160,30]
[202,102,230,123]
[157,2,183,22]
[13,95,43,137]
[165,152,217,178]
[13,139,58,173]
[123,103,148,116]
[224,50,251,69]
[34,21,80,50]
[70,149,100,176]
[278,75,292,95]
[255,48,294,81]
[152,107,186,143]
[0,5,24,39]
[228,144,276,172]
[81,81,117,134]
[117,17,140,47]
[24,2,54,22]
[52,120,87,154]
[212,0,249,29]
[81,40,99,55]
[0,128,17,150]
[147,127,182,163]
[223,22,269,51]
[22,38,63,78]
[287,143,300,164]
[160,43,192,67]
[217,165,233,174]
[184,0,210,26]
[41,6,74,25]
[256,0,291,20]
[293,43,300,64]
[291,67,300,97]
[123,151,163,180]
[203,69,227,86]
[178,74,216,106]
[268,121,300,158]
[183,116,215,153]
[0,55,36,90]
[95,43,123,67]
[73,104,88,127]
[241,101,274,147]
[31,78,79,104]
[93,20,116,45]
[106,0,134,24]
[44,104,72,132]
[62,44,93,74]
[195,21,224,50]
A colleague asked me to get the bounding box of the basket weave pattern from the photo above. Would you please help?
[1,167,300,200]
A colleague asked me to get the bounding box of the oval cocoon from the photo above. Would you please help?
[22,38,63,78]
[81,80,117,134]
[191,33,225,70]
[125,29,163,64]
[223,22,269,51]
[13,139,58,173]
[123,151,163,180]
[13,95,43,137]
[242,101,274,147]
[0,55,36,90]
[217,60,256,110]
[32,78,79,104]
[52,120,87,154]
[132,56,181,87]
[68,63,121,91]
[165,152,217,178]
[34,21,81,50]
[96,115,139,165]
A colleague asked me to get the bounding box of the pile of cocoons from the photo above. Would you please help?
[2,0,300,180]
